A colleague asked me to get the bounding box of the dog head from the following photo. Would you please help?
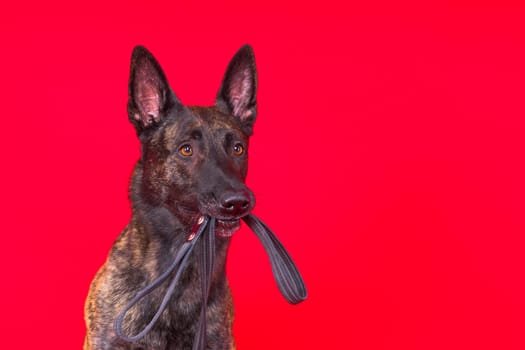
[127,45,257,237]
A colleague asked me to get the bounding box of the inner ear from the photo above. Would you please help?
[133,61,163,124]
[227,68,255,120]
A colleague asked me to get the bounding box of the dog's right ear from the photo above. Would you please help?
[128,46,181,134]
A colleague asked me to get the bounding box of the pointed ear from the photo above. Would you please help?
[216,45,258,135]
[127,46,180,133]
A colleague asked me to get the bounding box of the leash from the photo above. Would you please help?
[114,216,213,343]
[114,214,307,348]
[242,215,307,305]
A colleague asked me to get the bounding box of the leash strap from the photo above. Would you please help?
[115,214,307,348]
[193,217,215,350]
[114,216,211,342]
[242,215,307,305]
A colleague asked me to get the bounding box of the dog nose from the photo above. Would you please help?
[220,190,251,216]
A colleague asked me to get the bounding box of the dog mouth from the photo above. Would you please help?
[214,218,241,237]
[178,205,242,238]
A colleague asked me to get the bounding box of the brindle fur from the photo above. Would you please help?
[84,45,258,350]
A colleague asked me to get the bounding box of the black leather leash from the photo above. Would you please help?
[242,215,307,305]
[115,214,307,349]
[114,216,213,344]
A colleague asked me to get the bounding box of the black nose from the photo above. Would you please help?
[220,190,251,217]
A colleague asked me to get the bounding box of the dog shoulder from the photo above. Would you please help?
[84,226,140,349]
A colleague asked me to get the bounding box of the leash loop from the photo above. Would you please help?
[242,215,307,304]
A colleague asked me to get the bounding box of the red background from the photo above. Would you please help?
[1,1,524,349]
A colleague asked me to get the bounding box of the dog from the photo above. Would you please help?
[84,44,258,350]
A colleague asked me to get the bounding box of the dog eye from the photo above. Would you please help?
[179,144,193,157]
[232,143,244,156]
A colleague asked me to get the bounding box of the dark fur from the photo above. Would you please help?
[84,45,258,350]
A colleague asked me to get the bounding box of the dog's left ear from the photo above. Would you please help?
[216,45,258,135]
